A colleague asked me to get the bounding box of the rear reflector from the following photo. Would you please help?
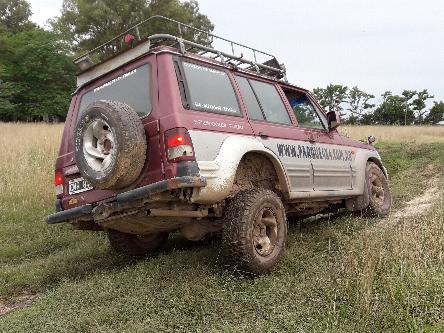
[167,145,194,161]
[55,184,63,196]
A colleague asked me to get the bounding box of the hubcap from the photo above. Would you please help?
[369,170,385,205]
[83,119,116,172]
[253,208,278,257]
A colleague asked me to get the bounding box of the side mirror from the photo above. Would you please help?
[327,111,341,131]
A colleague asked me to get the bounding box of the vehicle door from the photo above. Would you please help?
[280,87,353,191]
[234,75,313,192]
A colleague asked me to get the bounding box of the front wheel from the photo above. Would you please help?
[363,162,392,217]
[107,229,168,258]
[221,189,287,276]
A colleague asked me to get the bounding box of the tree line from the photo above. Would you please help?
[0,0,213,121]
[1,0,443,124]
[313,85,443,125]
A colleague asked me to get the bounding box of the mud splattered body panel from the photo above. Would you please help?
[189,130,380,204]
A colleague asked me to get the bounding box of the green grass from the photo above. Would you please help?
[0,142,443,332]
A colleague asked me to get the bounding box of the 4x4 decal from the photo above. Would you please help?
[277,143,354,162]
[193,119,244,130]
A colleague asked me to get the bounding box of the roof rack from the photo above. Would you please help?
[74,15,287,81]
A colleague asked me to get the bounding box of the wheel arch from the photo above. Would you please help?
[367,157,388,178]
[237,150,291,197]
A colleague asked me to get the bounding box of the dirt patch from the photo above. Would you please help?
[376,177,441,230]
[393,180,440,219]
[0,294,39,316]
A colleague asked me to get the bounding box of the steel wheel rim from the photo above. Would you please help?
[83,119,116,172]
[253,208,278,257]
[369,170,385,205]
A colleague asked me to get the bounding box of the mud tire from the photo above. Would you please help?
[74,100,147,190]
[363,162,392,217]
[221,189,287,276]
[107,229,168,258]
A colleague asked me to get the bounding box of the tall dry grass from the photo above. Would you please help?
[340,125,444,143]
[0,123,63,214]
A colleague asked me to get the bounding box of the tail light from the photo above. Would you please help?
[164,128,194,162]
[54,170,64,196]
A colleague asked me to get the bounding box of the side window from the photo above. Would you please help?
[235,76,264,121]
[180,61,241,116]
[283,90,325,130]
[79,64,152,118]
[248,79,292,125]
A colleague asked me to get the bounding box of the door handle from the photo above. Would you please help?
[258,132,269,139]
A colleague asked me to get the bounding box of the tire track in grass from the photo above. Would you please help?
[0,294,40,316]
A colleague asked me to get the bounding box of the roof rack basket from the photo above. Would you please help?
[74,15,287,81]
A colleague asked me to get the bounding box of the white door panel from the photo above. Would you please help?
[284,161,313,191]
[312,162,352,190]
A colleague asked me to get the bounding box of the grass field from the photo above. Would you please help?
[340,125,444,143]
[0,123,443,332]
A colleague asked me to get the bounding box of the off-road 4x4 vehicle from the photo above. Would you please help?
[47,16,391,275]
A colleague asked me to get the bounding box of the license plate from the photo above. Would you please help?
[68,177,93,195]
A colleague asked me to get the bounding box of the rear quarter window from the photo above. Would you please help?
[249,80,291,125]
[78,64,152,117]
[180,61,241,116]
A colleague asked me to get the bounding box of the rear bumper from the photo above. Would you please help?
[45,176,206,225]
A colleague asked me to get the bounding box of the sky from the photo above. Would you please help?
[29,0,444,102]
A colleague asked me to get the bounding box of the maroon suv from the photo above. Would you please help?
[47,16,391,275]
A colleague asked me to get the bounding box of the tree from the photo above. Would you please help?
[51,0,214,58]
[400,90,416,126]
[346,86,374,124]
[0,28,76,121]
[0,0,35,33]
[424,102,444,124]
[313,84,348,116]
[371,92,415,125]
[411,89,434,123]
[0,79,15,119]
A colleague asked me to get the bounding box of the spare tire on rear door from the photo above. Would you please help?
[74,100,147,190]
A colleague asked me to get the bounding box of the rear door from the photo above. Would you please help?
[62,56,160,209]
[280,87,353,191]
[234,75,314,192]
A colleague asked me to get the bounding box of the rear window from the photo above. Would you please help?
[181,61,240,116]
[78,64,152,117]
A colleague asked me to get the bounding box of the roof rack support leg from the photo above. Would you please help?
[178,38,186,54]
[135,27,141,41]
[217,51,225,64]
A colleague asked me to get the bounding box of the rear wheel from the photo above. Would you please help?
[221,189,287,276]
[107,229,168,258]
[363,162,392,217]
